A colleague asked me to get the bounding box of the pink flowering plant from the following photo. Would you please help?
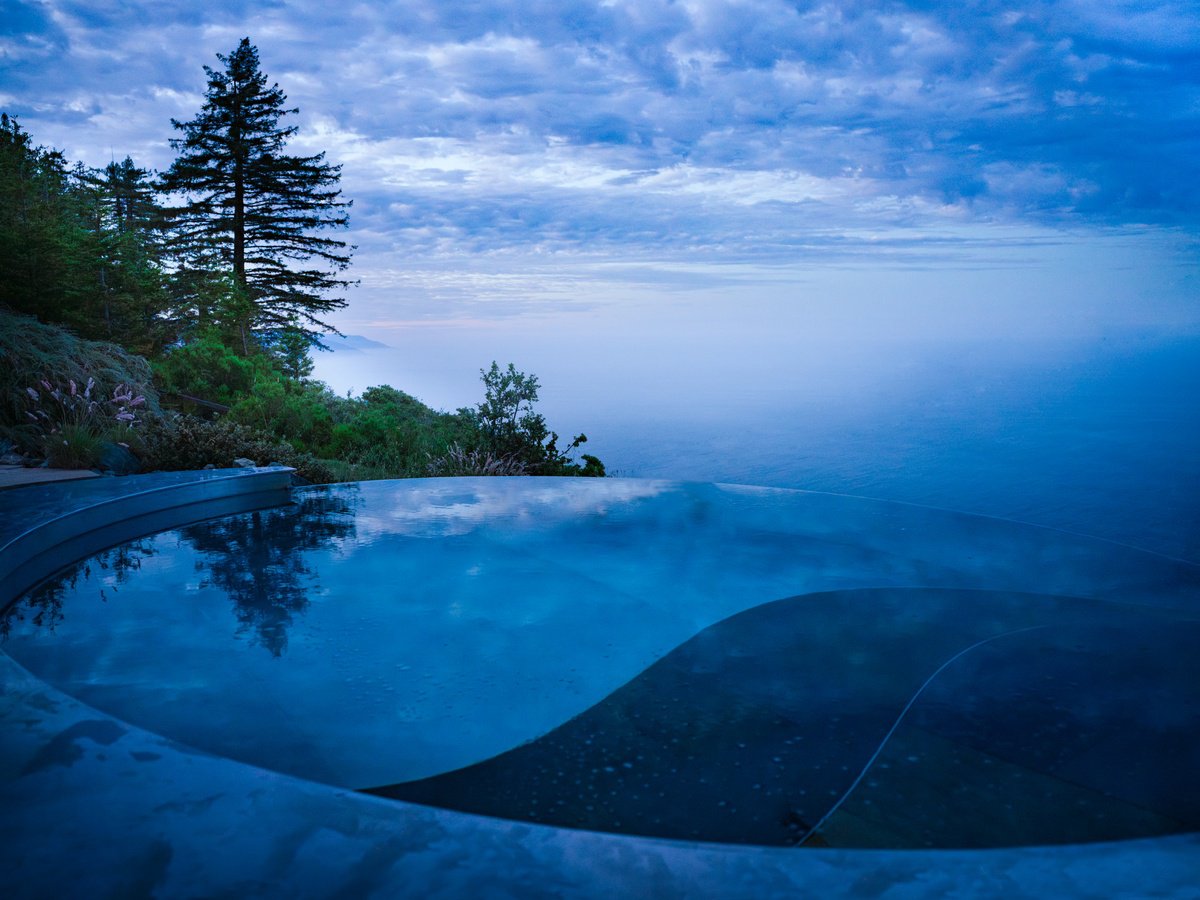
[23,377,147,468]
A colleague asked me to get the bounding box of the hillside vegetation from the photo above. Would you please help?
[0,42,604,481]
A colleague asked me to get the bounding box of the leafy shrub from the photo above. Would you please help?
[0,309,159,443]
[468,362,605,476]
[137,414,334,484]
[152,330,261,406]
[313,384,478,477]
[426,443,528,477]
[576,454,607,477]
[21,377,148,468]
[227,376,333,453]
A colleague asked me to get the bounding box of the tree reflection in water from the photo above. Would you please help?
[1,540,158,640]
[179,488,358,656]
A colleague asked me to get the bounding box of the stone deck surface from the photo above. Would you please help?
[0,465,99,490]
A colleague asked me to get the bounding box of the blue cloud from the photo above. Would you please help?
[3,0,1197,271]
[0,0,58,39]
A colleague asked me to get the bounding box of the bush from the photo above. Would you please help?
[0,309,160,448]
[137,414,334,484]
[426,443,528,477]
[45,424,105,469]
[311,384,478,477]
[21,376,148,468]
[469,362,605,476]
[227,377,333,453]
[152,330,261,406]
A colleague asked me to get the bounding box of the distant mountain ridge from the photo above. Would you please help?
[323,334,390,352]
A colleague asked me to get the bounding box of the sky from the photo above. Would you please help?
[2,0,1199,418]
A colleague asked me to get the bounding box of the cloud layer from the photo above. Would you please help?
[3,0,1198,304]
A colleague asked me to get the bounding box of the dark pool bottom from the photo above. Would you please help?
[366,588,1200,849]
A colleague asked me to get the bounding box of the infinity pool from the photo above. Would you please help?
[4,478,1198,849]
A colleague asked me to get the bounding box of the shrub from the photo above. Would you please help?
[21,377,148,468]
[426,443,528,477]
[577,454,607,477]
[152,330,260,406]
[0,309,159,441]
[314,384,479,477]
[469,362,606,476]
[137,415,334,484]
[227,377,333,453]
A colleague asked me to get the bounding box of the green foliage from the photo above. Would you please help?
[164,255,246,343]
[311,384,477,477]
[577,454,607,477]
[44,423,104,469]
[227,377,333,453]
[475,362,542,446]
[71,157,170,353]
[269,318,316,380]
[0,114,169,350]
[471,361,604,476]
[159,38,353,341]
[153,330,263,405]
[137,415,334,484]
[0,113,80,323]
[0,309,159,449]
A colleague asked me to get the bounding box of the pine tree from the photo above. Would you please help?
[159,38,353,349]
[93,158,170,353]
[0,113,77,320]
[59,158,170,352]
[271,316,317,380]
[103,157,161,237]
[0,115,170,347]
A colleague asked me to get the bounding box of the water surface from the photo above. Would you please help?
[5,479,1197,848]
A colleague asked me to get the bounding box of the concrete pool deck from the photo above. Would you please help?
[1,472,1198,898]
[0,464,100,490]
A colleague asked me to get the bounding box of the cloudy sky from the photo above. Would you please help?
[3,0,1198,413]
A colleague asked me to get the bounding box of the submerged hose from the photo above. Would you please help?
[796,623,1050,847]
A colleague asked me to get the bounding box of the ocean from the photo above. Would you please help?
[315,331,1200,563]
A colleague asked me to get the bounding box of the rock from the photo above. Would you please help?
[203,463,216,470]
[0,453,25,466]
[98,442,141,476]
[267,460,285,468]
[233,457,257,468]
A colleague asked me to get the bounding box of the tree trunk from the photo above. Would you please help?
[233,163,245,284]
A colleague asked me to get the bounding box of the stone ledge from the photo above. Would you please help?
[0,467,294,608]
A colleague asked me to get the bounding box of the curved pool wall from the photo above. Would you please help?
[1,474,1198,898]
[0,466,295,608]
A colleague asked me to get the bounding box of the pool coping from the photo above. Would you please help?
[0,466,295,609]
[1,473,1197,898]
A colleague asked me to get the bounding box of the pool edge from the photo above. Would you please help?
[1,474,1198,898]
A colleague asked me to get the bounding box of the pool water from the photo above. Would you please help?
[3,478,1198,848]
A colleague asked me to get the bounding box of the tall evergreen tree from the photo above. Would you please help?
[53,158,169,351]
[92,158,170,353]
[0,114,166,347]
[159,38,353,349]
[0,113,76,320]
[103,157,161,237]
